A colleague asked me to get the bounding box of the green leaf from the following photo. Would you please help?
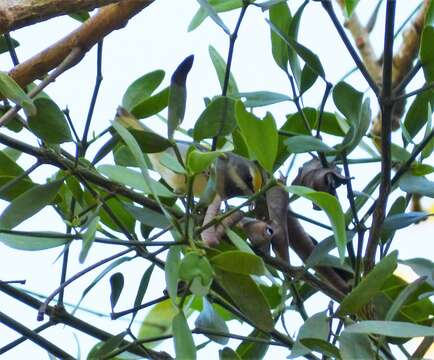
[215,268,274,332]
[380,196,406,244]
[236,329,270,359]
[269,2,291,73]
[131,264,155,321]
[345,321,434,338]
[132,87,169,119]
[382,212,428,232]
[0,35,19,54]
[195,298,229,345]
[411,163,434,176]
[173,311,196,360]
[68,11,90,22]
[98,164,173,197]
[0,179,63,229]
[267,19,324,78]
[344,0,360,17]
[422,108,434,159]
[179,252,214,296]
[122,70,165,112]
[159,152,186,174]
[0,71,36,116]
[399,173,434,198]
[186,149,221,175]
[300,64,318,94]
[73,256,133,314]
[235,101,278,172]
[333,82,363,124]
[168,55,194,139]
[385,277,426,322]
[79,215,99,264]
[109,272,124,311]
[188,0,242,32]
[403,92,434,144]
[337,98,371,155]
[299,338,341,359]
[209,45,239,95]
[138,299,178,343]
[90,332,126,359]
[239,91,291,108]
[211,251,266,275]
[123,203,170,229]
[220,347,241,360]
[337,251,398,316]
[420,26,434,83]
[193,96,236,141]
[197,0,230,35]
[285,135,335,154]
[27,98,71,144]
[0,231,69,251]
[286,185,347,262]
[165,245,181,303]
[339,331,374,360]
[399,258,434,287]
[288,311,329,358]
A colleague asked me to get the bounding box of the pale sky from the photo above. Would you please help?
[0,1,432,359]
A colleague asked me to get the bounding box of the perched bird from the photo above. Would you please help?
[148,142,264,200]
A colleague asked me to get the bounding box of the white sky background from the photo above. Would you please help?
[0,1,433,359]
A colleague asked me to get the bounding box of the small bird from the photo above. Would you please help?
[148,143,264,200]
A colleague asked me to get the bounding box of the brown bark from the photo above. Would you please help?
[8,0,154,88]
[0,0,124,34]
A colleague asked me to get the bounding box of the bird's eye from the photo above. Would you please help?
[265,226,274,237]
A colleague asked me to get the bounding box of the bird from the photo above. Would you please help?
[148,142,264,200]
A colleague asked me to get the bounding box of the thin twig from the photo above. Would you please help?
[4,33,19,65]
[364,1,396,273]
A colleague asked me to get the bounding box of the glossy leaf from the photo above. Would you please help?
[420,26,434,83]
[382,211,428,232]
[209,45,239,95]
[344,0,360,17]
[179,252,214,296]
[188,0,242,32]
[300,64,318,94]
[122,70,165,114]
[0,71,36,116]
[123,203,170,228]
[0,231,69,251]
[0,179,63,229]
[403,92,434,144]
[0,35,19,54]
[79,215,99,264]
[399,258,434,287]
[380,196,406,244]
[288,311,329,358]
[239,91,291,107]
[215,268,274,332]
[187,149,221,175]
[98,164,173,197]
[285,135,334,154]
[236,329,270,359]
[345,321,434,337]
[195,298,229,345]
[339,331,374,360]
[338,251,398,316]
[109,272,124,310]
[165,245,181,303]
[173,311,196,360]
[197,0,230,35]
[168,55,194,139]
[193,96,236,141]
[411,163,434,176]
[286,185,347,262]
[220,347,241,360]
[28,98,72,144]
[236,101,278,172]
[269,2,291,73]
[131,264,155,321]
[211,251,266,275]
[138,299,178,343]
[333,82,363,124]
[399,173,434,198]
[90,332,126,359]
[299,338,341,359]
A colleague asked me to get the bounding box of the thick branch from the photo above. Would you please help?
[8,0,154,88]
[0,0,125,34]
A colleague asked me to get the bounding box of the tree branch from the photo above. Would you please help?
[7,0,154,88]
[0,0,127,34]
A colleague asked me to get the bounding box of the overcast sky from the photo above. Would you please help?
[0,1,432,359]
